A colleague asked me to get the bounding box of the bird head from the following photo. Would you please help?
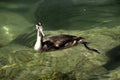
[36,22,45,36]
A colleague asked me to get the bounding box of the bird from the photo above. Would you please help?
[34,22,100,53]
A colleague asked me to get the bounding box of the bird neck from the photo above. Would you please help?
[34,30,43,51]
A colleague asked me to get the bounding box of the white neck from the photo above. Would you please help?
[34,30,42,51]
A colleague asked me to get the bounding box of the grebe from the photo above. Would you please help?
[34,22,100,53]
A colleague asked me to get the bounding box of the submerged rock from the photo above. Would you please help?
[0,25,13,47]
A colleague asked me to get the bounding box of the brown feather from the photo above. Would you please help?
[41,34,99,53]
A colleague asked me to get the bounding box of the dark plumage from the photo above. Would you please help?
[42,34,100,53]
[42,34,82,50]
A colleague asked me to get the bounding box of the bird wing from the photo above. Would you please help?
[44,34,77,47]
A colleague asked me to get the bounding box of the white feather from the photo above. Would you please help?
[34,30,42,51]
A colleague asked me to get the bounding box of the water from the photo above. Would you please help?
[0,0,120,80]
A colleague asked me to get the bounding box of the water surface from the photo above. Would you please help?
[0,0,120,80]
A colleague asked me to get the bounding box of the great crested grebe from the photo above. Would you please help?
[34,22,100,53]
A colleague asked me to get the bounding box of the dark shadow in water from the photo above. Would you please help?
[11,29,51,48]
[11,30,36,48]
[0,0,120,30]
[103,44,120,70]
[115,0,120,4]
[35,0,74,30]
[0,0,38,3]
[0,45,3,48]
[35,0,120,30]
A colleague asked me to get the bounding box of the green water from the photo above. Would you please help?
[0,0,120,80]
